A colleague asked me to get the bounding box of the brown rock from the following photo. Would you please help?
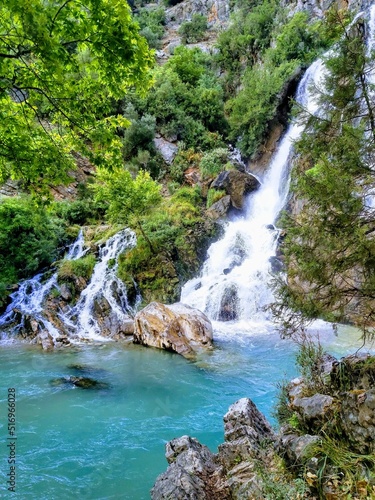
[133,302,213,358]
[211,170,260,210]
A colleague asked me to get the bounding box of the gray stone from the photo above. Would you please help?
[292,393,335,420]
[219,398,275,469]
[153,137,178,165]
[206,195,231,220]
[151,436,229,499]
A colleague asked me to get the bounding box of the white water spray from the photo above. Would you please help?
[61,229,139,341]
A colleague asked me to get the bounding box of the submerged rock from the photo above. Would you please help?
[134,302,213,359]
[50,376,109,389]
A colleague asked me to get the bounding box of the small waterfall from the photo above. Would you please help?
[0,231,85,340]
[182,59,326,325]
[0,229,138,343]
[60,229,139,341]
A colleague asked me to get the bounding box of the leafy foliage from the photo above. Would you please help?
[226,11,328,157]
[58,255,96,282]
[117,185,213,303]
[0,0,153,195]
[179,14,208,44]
[0,196,65,305]
[199,148,230,179]
[135,7,166,49]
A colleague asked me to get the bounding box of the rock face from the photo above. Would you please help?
[133,302,213,358]
[165,0,230,27]
[152,398,276,499]
[286,353,375,454]
[211,170,260,210]
[151,436,230,500]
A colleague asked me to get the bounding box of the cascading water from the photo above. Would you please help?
[0,228,138,343]
[60,229,139,341]
[0,231,86,340]
[182,59,326,326]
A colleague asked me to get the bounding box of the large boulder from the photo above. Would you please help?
[211,170,260,210]
[133,302,213,358]
[151,436,229,500]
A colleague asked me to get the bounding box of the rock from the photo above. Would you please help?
[211,170,260,210]
[151,436,230,499]
[341,388,375,454]
[134,302,213,359]
[59,283,72,301]
[206,194,231,220]
[153,137,178,165]
[218,284,238,321]
[291,393,335,421]
[50,376,109,389]
[219,398,276,470]
[122,319,135,335]
[277,433,321,465]
[37,330,54,350]
[269,256,284,273]
[165,0,230,27]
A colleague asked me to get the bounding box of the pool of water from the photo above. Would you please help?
[0,323,367,499]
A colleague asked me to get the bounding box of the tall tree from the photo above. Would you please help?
[273,13,375,338]
[0,0,153,195]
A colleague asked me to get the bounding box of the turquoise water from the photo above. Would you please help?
[0,324,367,499]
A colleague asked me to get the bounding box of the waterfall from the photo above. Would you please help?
[60,229,139,341]
[0,229,138,343]
[0,231,86,337]
[181,59,326,326]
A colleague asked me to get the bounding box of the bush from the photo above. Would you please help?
[58,254,96,282]
[0,196,66,305]
[135,7,166,49]
[170,148,203,183]
[199,147,230,179]
[179,14,208,44]
[206,188,226,208]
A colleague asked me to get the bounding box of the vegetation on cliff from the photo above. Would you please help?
[273,11,375,338]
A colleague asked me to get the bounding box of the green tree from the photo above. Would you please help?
[93,168,162,253]
[0,196,65,304]
[0,0,153,195]
[273,14,375,338]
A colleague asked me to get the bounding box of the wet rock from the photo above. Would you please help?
[218,284,238,321]
[206,195,231,220]
[269,256,284,273]
[59,283,72,301]
[211,171,260,210]
[37,330,54,351]
[134,301,213,359]
[151,436,230,500]
[50,376,109,389]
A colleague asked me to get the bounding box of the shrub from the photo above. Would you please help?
[206,188,226,208]
[199,147,230,179]
[179,14,208,44]
[135,7,166,49]
[58,254,96,282]
[0,196,65,305]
